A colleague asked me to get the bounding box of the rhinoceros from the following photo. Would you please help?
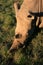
[9,0,43,52]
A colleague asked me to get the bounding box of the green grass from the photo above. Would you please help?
[0,0,43,65]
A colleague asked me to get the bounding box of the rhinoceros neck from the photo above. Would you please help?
[39,0,42,13]
[20,0,42,13]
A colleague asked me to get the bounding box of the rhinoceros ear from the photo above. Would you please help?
[14,2,21,19]
[14,3,19,16]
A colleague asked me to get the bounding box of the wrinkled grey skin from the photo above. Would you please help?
[9,0,43,52]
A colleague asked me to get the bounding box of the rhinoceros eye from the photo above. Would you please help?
[15,34,22,38]
[27,15,32,18]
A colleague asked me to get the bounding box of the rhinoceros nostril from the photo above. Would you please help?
[15,34,22,38]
